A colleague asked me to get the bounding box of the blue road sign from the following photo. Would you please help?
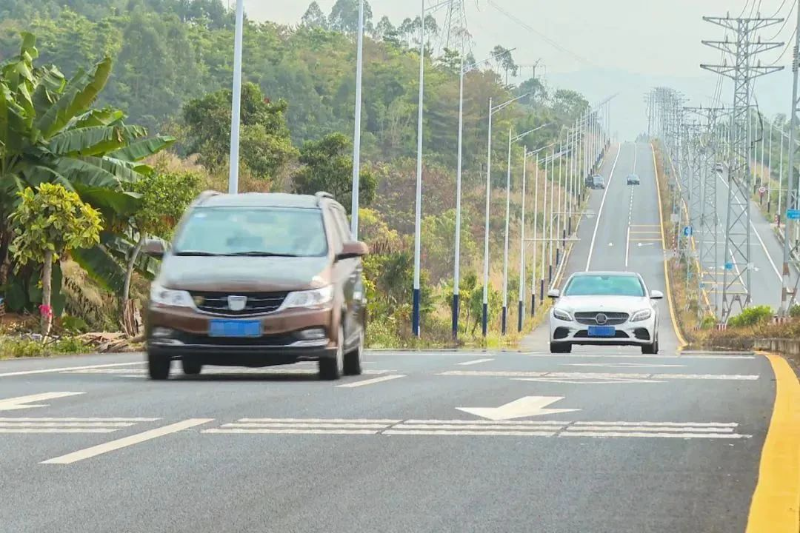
[724,262,734,271]
[787,209,800,221]
[683,226,693,237]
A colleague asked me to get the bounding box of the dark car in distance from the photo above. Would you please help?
[591,175,605,189]
[144,191,369,381]
[627,174,640,185]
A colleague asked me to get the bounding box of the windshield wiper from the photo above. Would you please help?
[224,252,300,257]
[173,251,220,256]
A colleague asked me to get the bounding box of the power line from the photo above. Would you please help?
[770,24,797,65]
[484,0,595,67]
[766,0,797,40]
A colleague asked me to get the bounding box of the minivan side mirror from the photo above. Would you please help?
[337,241,369,261]
[143,238,168,260]
[650,290,664,300]
[547,289,560,299]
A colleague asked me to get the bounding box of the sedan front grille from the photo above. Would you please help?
[190,291,288,317]
[574,312,629,326]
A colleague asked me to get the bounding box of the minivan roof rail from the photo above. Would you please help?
[194,190,221,207]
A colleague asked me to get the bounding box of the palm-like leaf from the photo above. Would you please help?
[48,125,147,157]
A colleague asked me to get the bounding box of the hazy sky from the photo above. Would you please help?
[242,0,796,139]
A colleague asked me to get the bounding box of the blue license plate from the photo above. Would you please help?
[209,320,261,338]
[588,326,616,337]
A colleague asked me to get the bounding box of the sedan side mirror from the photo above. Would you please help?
[337,241,369,262]
[650,290,664,300]
[547,289,560,299]
[143,238,168,260]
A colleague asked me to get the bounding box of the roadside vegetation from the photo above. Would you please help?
[0,0,593,355]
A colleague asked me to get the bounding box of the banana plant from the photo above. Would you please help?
[0,32,175,311]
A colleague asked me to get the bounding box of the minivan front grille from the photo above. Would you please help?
[574,312,629,326]
[190,291,288,317]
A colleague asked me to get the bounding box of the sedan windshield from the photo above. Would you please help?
[173,207,328,257]
[564,275,645,297]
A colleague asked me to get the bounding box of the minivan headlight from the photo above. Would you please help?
[630,309,653,322]
[281,285,334,310]
[150,283,194,308]
[553,308,573,321]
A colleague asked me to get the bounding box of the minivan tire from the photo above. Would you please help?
[182,360,202,376]
[319,325,344,380]
[343,329,364,376]
[148,352,171,380]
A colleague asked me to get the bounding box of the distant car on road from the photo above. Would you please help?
[144,191,369,381]
[591,175,605,189]
[548,271,663,354]
[626,174,640,185]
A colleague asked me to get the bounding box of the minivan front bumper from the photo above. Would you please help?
[146,305,337,366]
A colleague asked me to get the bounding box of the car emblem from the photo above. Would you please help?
[595,313,608,325]
[228,296,247,312]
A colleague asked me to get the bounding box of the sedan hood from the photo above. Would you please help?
[157,255,330,292]
[556,295,652,312]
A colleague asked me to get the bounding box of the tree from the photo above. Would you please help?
[492,45,518,86]
[301,2,328,29]
[183,83,297,183]
[9,184,102,336]
[372,16,394,40]
[120,170,201,333]
[329,0,373,34]
[292,132,376,212]
[0,32,174,305]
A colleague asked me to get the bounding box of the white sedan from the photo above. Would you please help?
[548,272,663,354]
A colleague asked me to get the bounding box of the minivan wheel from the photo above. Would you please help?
[182,360,202,376]
[343,329,364,376]
[319,326,344,380]
[148,352,171,380]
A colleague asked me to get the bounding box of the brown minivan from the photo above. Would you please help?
[143,191,369,381]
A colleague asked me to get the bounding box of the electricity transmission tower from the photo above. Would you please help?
[700,14,784,321]
[782,6,800,313]
[441,0,468,51]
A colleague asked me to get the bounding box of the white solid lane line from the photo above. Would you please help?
[441,370,759,380]
[586,145,623,271]
[336,374,406,388]
[0,362,143,378]
[457,358,494,366]
[41,418,213,465]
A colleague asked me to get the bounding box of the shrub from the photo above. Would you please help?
[789,305,800,318]
[700,315,717,330]
[727,305,773,328]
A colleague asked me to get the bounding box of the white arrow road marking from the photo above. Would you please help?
[0,392,84,412]
[457,396,579,421]
[42,418,213,465]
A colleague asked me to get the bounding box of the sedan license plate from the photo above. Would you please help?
[588,326,616,338]
[209,320,261,338]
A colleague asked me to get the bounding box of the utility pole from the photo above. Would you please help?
[411,0,426,337]
[518,147,528,332]
[701,14,784,320]
[782,3,800,314]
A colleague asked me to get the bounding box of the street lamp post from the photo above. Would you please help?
[228,0,245,195]
[517,146,527,332]
[501,122,544,335]
[350,0,365,236]
[452,52,505,340]
[412,0,425,338]
[481,93,528,337]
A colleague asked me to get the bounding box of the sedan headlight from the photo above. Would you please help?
[630,308,653,322]
[553,308,573,321]
[281,285,334,310]
[150,283,194,308]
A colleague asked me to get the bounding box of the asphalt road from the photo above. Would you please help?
[0,142,788,532]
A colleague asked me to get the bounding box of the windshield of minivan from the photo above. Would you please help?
[173,207,328,257]
[563,275,645,297]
